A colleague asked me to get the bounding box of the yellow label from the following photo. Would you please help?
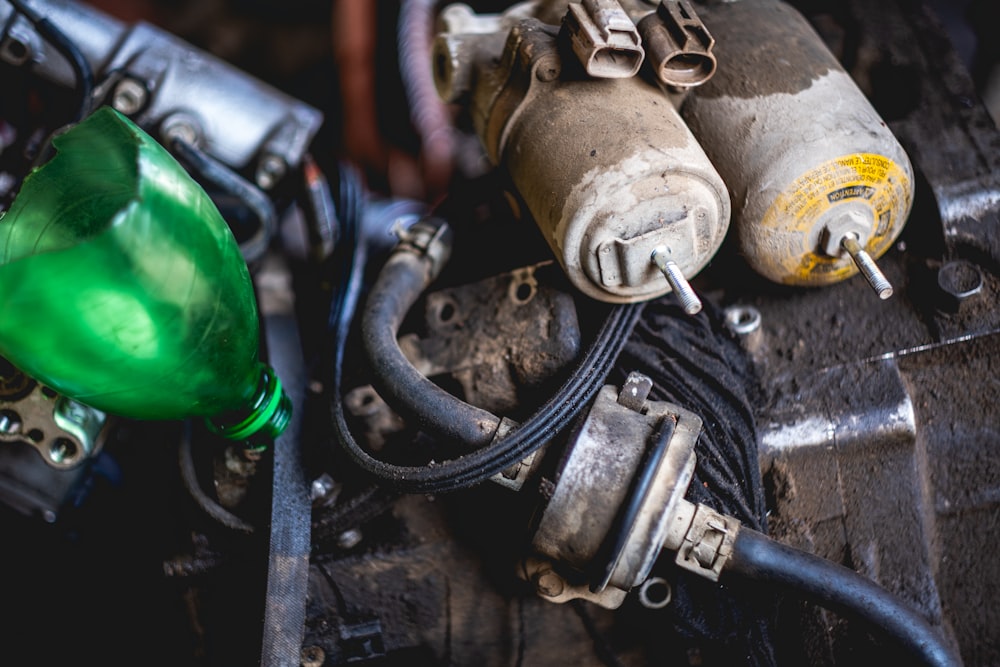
[761,153,912,284]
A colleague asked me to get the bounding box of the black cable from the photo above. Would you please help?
[170,137,276,264]
[328,162,365,383]
[315,560,350,618]
[177,421,255,534]
[726,527,963,667]
[7,0,93,121]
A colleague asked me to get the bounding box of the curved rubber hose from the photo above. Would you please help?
[726,528,963,667]
[327,170,642,492]
[361,250,502,446]
[177,422,254,534]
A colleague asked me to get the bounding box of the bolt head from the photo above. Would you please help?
[112,78,149,116]
[161,114,202,147]
[256,154,287,190]
[533,569,565,597]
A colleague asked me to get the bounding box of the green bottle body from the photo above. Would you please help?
[0,107,284,436]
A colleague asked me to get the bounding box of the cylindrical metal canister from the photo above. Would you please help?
[502,73,731,303]
[681,0,914,287]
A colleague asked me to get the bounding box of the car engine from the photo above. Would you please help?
[0,1,997,665]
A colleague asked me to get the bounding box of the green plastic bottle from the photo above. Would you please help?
[0,107,289,447]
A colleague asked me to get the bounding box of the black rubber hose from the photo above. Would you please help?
[170,137,276,264]
[361,246,503,447]
[178,422,254,534]
[726,528,963,667]
[8,0,93,121]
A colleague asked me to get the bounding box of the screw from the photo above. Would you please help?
[256,154,287,190]
[651,247,702,315]
[0,410,20,435]
[310,473,339,503]
[841,233,893,300]
[161,113,202,148]
[533,569,565,598]
[49,438,78,465]
[111,78,149,116]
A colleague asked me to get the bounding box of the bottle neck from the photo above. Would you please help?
[207,364,291,449]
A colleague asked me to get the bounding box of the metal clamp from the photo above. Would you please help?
[673,502,741,581]
[392,218,454,282]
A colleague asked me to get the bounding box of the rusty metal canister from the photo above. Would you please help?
[681,0,914,287]
[500,68,732,303]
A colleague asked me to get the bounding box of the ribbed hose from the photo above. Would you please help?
[398,0,454,193]
[727,528,963,667]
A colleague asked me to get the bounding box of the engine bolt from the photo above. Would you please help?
[111,77,149,116]
[651,247,702,315]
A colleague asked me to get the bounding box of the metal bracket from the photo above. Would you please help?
[1,378,106,469]
[490,417,538,491]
